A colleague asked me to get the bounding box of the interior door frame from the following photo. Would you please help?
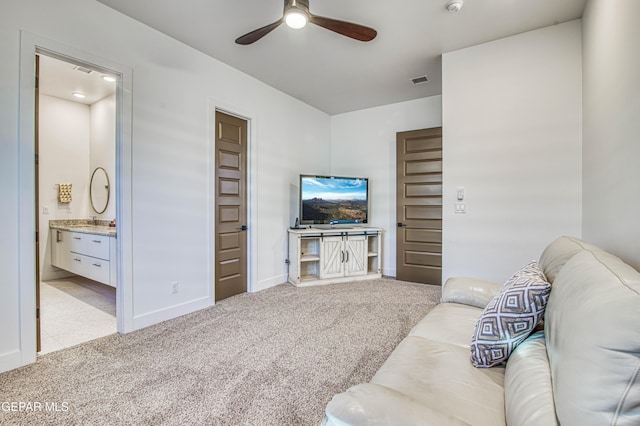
[18,31,134,366]
[34,54,41,352]
[209,103,257,302]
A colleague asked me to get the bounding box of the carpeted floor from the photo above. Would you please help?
[0,278,441,425]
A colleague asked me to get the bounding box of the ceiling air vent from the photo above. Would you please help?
[410,75,429,85]
[73,65,93,74]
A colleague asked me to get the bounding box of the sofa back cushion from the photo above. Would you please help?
[545,249,640,425]
[538,236,602,284]
[504,332,558,426]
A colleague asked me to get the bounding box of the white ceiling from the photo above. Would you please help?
[39,55,116,105]
[95,0,586,115]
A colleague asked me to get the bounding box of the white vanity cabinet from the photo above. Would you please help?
[51,229,116,287]
[288,228,382,286]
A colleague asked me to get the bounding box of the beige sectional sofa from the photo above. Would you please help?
[323,236,640,425]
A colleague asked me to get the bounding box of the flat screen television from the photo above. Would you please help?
[300,174,369,225]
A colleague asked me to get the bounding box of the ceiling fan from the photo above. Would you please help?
[235,0,377,45]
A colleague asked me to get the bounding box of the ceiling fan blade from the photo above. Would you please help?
[235,19,284,45]
[309,15,377,42]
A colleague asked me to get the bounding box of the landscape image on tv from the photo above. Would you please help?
[301,176,368,223]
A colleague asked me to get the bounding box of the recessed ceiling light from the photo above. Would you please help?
[101,75,116,83]
[72,92,86,99]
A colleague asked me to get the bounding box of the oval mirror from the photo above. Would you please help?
[90,167,110,214]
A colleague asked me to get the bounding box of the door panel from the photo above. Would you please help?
[214,111,247,301]
[406,160,442,175]
[405,183,442,197]
[396,127,443,285]
[405,205,442,220]
[405,229,442,244]
[320,236,344,279]
[345,235,367,276]
[404,251,442,267]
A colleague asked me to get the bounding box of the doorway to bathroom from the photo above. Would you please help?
[36,53,118,354]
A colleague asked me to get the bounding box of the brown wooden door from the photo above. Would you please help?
[214,111,248,301]
[396,127,443,285]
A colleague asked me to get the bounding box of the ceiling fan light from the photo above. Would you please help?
[285,10,308,29]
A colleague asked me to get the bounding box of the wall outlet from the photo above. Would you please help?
[171,281,179,294]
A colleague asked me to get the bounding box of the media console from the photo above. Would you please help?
[287,227,382,286]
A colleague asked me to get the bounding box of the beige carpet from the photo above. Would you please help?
[0,278,441,425]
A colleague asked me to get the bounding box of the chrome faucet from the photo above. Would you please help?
[92,216,97,225]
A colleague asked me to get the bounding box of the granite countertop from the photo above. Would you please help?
[49,219,117,238]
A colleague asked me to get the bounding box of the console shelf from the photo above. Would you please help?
[287,227,382,287]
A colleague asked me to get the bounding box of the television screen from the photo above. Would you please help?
[300,175,368,225]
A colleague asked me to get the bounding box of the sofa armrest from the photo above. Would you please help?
[324,383,470,426]
[441,277,502,309]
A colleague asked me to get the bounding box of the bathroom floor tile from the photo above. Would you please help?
[38,336,66,355]
[39,277,116,355]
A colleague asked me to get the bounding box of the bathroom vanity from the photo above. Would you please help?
[49,220,116,288]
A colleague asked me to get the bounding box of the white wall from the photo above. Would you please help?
[441,21,583,283]
[90,93,116,221]
[582,0,640,270]
[330,97,443,276]
[38,92,116,281]
[38,94,91,280]
[1,0,330,372]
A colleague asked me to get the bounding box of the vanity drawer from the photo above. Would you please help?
[68,253,110,285]
[68,231,110,260]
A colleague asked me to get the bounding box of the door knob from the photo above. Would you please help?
[397,222,404,228]
[240,225,248,231]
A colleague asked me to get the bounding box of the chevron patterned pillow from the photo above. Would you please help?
[470,261,551,368]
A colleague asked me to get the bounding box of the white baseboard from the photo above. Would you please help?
[41,269,75,282]
[253,274,287,293]
[131,297,211,332]
[0,350,28,374]
[383,266,396,278]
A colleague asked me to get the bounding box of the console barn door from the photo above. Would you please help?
[396,127,443,285]
[344,235,367,277]
[320,236,344,279]
[214,111,247,301]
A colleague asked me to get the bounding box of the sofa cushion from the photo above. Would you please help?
[441,277,502,309]
[538,236,602,284]
[470,261,551,367]
[409,302,482,348]
[545,249,640,426]
[324,383,470,426]
[504,331,558,426]
[370,336,505,426]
